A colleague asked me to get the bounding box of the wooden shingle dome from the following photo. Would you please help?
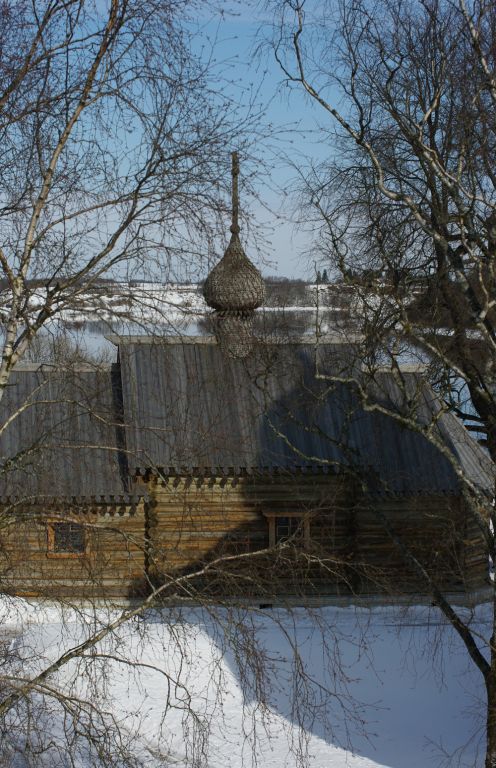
[202,152,265,358]
[202,232,265,311]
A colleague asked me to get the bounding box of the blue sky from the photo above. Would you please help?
[191,4,333,279]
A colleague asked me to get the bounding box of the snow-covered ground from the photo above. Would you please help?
[0,599,488,767]
[1,283,346,327]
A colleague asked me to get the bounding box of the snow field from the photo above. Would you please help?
[0,600,488,768]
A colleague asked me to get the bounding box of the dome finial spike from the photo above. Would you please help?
[230,151,240,235]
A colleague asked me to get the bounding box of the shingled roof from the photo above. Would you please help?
[0,363,138,505]
[117,338,495,495]
[0,339,492,501]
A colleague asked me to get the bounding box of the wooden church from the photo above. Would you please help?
[0,156,492,601]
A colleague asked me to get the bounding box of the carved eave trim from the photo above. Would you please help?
[0,494,146,516]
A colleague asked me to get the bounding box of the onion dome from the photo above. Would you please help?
[203,152,265,358]
[203,232,265,311]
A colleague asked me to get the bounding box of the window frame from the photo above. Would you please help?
[47,520,88,558]
[263,511,311,548]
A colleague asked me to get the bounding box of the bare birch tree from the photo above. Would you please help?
[0,0,260,392]
[268,0,496,764]
[0,2,285,765]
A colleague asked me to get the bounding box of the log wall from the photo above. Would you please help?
[145,473,355,599]
[0,477,487,599]
[145,474,487,599]
[0,504,146,598]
